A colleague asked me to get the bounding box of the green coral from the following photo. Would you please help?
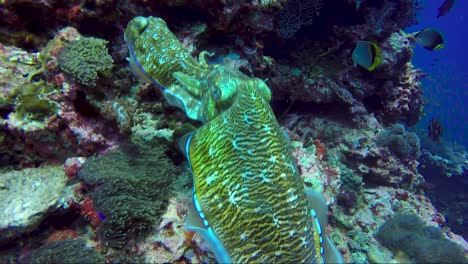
[19,240,104,264]
[77,143,175,249]
[58,37,113,86]
[376,214,467,264]
[7,80,58,122]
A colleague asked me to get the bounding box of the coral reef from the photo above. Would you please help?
[376,123,421,160]
[0,0,466,263]
[275,0,324,38]
[137,196,212,263]
[282,114,424,189]
[0,29,119,167]
[418,135,468,240]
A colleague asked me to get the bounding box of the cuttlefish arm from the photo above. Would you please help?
[124,16,212,121]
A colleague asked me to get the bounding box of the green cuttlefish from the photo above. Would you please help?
[125,16,343,263]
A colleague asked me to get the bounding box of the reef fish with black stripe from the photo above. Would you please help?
[124,16,343,263]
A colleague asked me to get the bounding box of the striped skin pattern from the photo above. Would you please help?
[124,16,210,90]
[124,16,330,262]
[124,16,220,122]
[187,71,319,262]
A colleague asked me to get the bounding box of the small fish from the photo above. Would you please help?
[415,28,445,51]
[97,212,106,220]
[428,118,443,141]
[352,41,382,71]
[437,0,456,18]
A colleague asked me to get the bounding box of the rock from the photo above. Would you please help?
[0,165,67,244]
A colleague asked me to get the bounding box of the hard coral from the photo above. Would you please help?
[0,30,118,167]
[137,197,211,263]
[10,80,58,122]
[0,165,68,244]
[58,36,113,86]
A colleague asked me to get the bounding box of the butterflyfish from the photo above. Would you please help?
[415,28,445,51]
[352,41,382,71]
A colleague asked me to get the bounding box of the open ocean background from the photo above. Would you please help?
[408,0,467,148]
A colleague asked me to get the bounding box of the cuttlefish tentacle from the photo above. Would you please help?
[124,16,212,121]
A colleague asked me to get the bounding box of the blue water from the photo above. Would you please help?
[408,0,467,148]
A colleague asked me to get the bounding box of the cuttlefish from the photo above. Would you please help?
[125,16,343,263]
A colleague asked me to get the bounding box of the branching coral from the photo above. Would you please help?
[58,36,113,86]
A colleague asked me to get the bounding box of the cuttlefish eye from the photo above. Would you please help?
[132,16,149,35]
[124,16,149,43]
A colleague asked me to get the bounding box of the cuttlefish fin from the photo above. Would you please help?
[185,194,232,263]
[180,132,232,263]
[323,235,344,264]
[306,188,344,264]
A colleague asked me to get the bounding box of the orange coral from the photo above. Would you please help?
[313,139,327,160]
[46,229,78,244]
[81,197,102,228]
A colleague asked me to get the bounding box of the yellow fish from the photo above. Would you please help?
[352,41,382,71]
[415,28,445,51]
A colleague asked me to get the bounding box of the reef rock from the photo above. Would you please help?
[0,165,69,244]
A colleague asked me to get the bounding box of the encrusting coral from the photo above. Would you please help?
[0,1,466,263]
